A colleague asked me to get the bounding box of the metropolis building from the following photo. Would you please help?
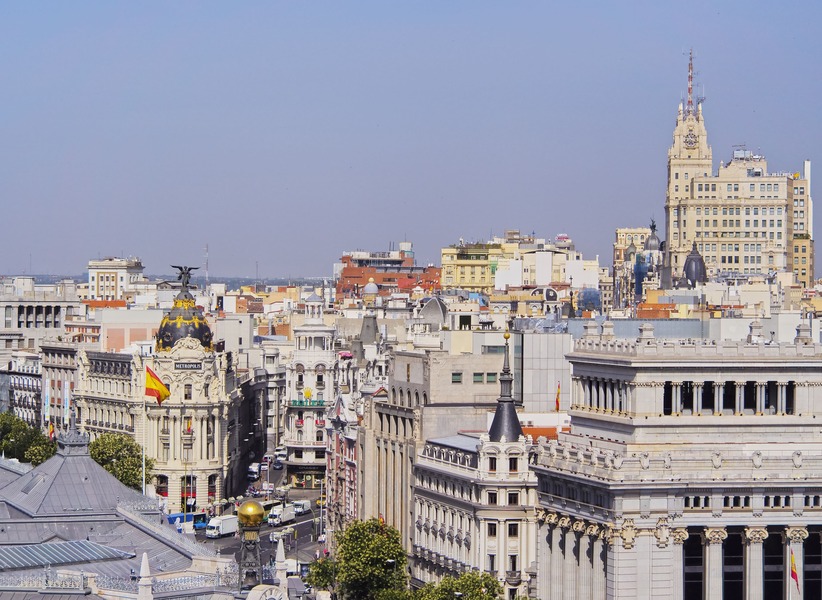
[75,272,240,511]
[532,320,822,600]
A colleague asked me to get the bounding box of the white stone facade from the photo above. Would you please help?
[532,322,822,599]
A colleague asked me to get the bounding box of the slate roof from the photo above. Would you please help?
[0,432,146,518]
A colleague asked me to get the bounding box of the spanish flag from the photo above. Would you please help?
[555,381,561,412]
[791,547,800,592]
[145,366,170,405]
[48,422,55,441]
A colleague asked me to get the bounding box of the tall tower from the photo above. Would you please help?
[665,50,713,280]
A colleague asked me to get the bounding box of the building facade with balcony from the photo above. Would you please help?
[410,336,537,599]
[282,293,336,489]
[74,278,240,512]
[2,351,42,427]
[531,321,822,600]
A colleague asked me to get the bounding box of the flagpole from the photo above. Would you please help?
[142,393,146,495]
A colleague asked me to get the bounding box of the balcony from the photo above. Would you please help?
[316,420,326,427]
[505,571,522,586]
[295,419,304,428]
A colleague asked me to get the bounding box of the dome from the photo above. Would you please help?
[644,219,661,252]
[237,500,266,527]
[626,241,637,260]
[363,277,379,295]
[683,242,708,288]
[155,289,214,352]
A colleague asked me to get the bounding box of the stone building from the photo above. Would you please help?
[664,52,813,285]
[532,321,822,599]
[411,334,537,599]
[282,293,335,489]
[75,274,242,511]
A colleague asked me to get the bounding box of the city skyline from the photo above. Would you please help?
[2,2,820,278]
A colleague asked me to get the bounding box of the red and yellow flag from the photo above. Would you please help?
[555,381,561,412]
[145,366,170,405]
[48,422,55,441]
[791,547,800,592]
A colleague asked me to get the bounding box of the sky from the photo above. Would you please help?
[2,1,821,279]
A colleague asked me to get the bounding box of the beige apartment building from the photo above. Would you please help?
[664,56,813,285]
[87,256,146,301]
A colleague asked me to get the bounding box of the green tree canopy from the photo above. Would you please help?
[0,412,56,465]
[334,518,408,599]
[414,572,503,600]
[89,432,154,490]
[306,556,339,595]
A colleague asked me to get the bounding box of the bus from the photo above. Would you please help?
[166,512,208,530]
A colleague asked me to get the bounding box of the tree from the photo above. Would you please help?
[306,556,339,597]
[0,412,55,465]
[334,518,408,599]
[89,432,154,490]
[414,572,503,600]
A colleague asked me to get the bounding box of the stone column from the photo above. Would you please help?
[756,383,765,415]
[672,381,682,415]
[744,527,768,600]
[735,382,744,415]
[778,383,787,415]
[573,520,590,600]
[784,526,808,599]
[547,515,564,600]
[591,526,606,600]
[703,527,727,600]
[671,528,689,600]
[713,383,722,416]
[694,382,703,415]
[558,516,575,599]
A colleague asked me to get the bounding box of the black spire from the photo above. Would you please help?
[488,332,524,443]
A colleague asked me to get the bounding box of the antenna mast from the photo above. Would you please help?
[204,244,209,285]
[687,48,694,115]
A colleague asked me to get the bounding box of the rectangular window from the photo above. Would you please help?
[488,491,498,506]
[509,457,518,472]
[509,554,518,572]
[184,384,192,400]
[451,372,462,384]
[508,523,519,537]
[473,372,484,384]
[488,522,497,537]
[507,492,519,505]
[488,554,496,572]
[486,373,497,384]
[489,457,497,472]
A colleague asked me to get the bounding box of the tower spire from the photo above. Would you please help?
[687,48,694,115]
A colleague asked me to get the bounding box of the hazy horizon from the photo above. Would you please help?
[3,2,821,279]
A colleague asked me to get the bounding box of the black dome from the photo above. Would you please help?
[683,242,707,288]
[155,290,213,352]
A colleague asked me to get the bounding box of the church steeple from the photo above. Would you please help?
[488,332,524,443]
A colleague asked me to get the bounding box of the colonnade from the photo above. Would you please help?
[573,377,631,414]
[536,511,814,600]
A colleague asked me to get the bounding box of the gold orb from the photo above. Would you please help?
[237,500,266,527]
[504,331,510,340]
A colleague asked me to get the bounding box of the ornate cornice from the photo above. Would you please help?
[672,528,689,545]
[785,527,809,544]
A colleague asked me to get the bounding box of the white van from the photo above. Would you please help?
[247,462,261,480]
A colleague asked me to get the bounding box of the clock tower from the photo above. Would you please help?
[665,50,713,280]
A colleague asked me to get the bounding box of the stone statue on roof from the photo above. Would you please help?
[171,265,199,289]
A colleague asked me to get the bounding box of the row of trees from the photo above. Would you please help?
[0,412,153,489]
[306,518,506,600]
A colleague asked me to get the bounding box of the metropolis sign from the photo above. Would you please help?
[174,362,203,371]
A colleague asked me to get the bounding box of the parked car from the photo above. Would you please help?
[272,461,283,470]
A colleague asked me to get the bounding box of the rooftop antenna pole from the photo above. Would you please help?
[687,48,694,115]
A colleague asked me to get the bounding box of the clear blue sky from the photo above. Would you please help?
[2,2,820,278]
